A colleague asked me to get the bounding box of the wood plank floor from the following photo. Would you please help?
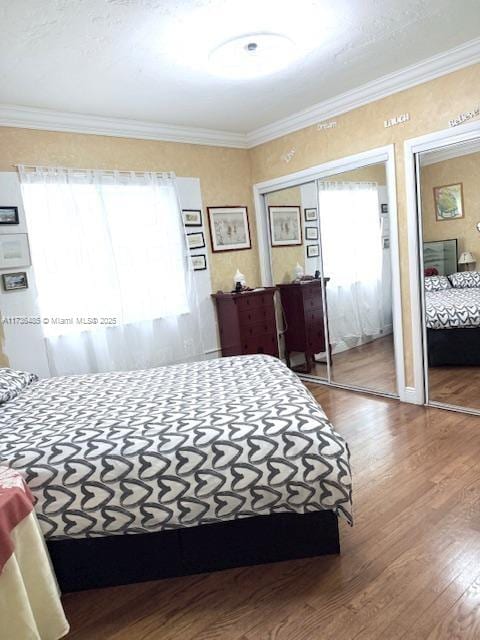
[429,364,480,411]
[310,335,397,395]
[62,386,480,639]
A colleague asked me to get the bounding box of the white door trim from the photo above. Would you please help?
[253,145,406,402]
[404,120,480,406]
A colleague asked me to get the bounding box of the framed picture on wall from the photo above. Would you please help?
[381,203,389,214]
[304,208,317,222]
[191,254,207,271]
[0,234,31,268]
[0,206,19,225]
[182,209,202,227]
[433,183,464,221]
[305,226,319,240]
[2,271,28,291]
[187,231,205,250]
[307,244,320,258]
[207,206,251,252]
[268,206,302,247]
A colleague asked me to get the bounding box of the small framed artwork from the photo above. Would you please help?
[0,207,19,225]
[207,206,251,252]
[2,271,28,291]
[304,208,318,222]
[268,206,302,247]
[182,209,202,227]
[0,234,31,268]
[187,231,205,250]
[307,244,320,258]
[434,183,464,221]
[383,237,390,250]
[381,203,389,214]
[305,226,319,240]
[191,254,207,271]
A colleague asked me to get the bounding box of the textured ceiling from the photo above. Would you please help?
[0,0,479,133]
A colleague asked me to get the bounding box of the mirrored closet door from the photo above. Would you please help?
[417,138,480,413]
[263,161,398,397]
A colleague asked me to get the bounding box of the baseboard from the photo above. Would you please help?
[401,385,424,405]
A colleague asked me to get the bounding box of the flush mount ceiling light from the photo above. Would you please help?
[209,33,298,79]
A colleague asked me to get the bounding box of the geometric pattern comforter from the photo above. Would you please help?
[0,355,352,540]
[425,288,480,329]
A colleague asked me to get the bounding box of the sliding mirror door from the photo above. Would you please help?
[418,139,480,412]
[264,182,329,380]
[317,163,397,395]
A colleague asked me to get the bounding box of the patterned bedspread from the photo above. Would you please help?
[0,355,352,540]
[425,288,480,329]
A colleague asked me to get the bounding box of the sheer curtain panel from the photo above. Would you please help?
[19,166,204,375]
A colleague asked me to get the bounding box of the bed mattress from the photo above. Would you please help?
[0,355,352,540]
[425,288,480,329]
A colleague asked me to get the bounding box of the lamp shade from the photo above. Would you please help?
[458,251,476,265]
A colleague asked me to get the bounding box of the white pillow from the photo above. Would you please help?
[449,272,480,289]
[424,276,451,292]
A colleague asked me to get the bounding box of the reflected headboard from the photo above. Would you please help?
[423,239,458,276]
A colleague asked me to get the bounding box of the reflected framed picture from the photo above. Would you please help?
[433,183,464,221]
[307,244,320,258]
[268,206,302,247]
[0,234,31,268]
[2,271,28,291]
[0,206,19,225]
[304,208,317,222]
[191,254,207,271]
[182,209,202,227]
[207,206,251,252]
[423,238,458,276]
[305,226,319,240]
[187,231,205,250]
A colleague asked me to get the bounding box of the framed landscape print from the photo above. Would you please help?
[0,206,19,225]
[191,254,207,271]
[433,183,464,221]
[305,226,319,240]
[187,231,205,250]
[307,244,320,258]
[182,209,202,227]
[0,234,31,268]
[2,271,28,291]
[268,206,302,247]
[207,206,251,252]
[304,208,317,222]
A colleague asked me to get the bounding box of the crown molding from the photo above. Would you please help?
[0,104,248,149]
[1,38,479,151]
[245,37,480,148]
[420,137,480,165]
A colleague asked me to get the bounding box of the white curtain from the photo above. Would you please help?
[19,166,204,376]
[318,181,383,350]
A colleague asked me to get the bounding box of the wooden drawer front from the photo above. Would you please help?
[236,292,274,311]
[241,321,274,341]
[304,295,323,312]
[241,333,278,357]
[306,322,326,352]
[302,283,322,300]
[239,305,275,327]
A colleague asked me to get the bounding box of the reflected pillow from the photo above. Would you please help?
[449,272,480,289]
[424,276,451,292]
[0,368,38,404]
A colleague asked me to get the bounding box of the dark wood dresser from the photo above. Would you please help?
[212,288,279,358]
[277,279,330,372]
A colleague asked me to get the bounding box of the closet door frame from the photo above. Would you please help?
[253,144,406,402]
[405,120,480,411]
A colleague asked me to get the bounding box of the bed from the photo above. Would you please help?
[0,355,352,591]
[425,274,480,366]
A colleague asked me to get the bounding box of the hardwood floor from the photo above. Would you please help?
[62,387,480,640]
[311,334,397,395]
[429,364,480,411]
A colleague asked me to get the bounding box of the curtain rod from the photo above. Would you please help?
[14,164,176,179]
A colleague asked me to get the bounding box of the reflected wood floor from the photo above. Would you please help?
[63,387,480,640]
[311,334,397,394]
[429,364,480,411]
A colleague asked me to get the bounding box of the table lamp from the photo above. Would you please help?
[458,251,476,271]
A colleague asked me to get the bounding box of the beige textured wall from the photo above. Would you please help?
[249,63,480,386]
[421,151,480,261]
[0,127,258,294]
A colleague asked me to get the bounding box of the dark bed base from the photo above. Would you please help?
[47,510,340,592]
[427,327,480,366]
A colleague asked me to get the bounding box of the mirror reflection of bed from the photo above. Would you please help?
[419,142,480,411]
[264,162,397,396]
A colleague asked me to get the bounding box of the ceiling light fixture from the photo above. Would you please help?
[209,33,298,79]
